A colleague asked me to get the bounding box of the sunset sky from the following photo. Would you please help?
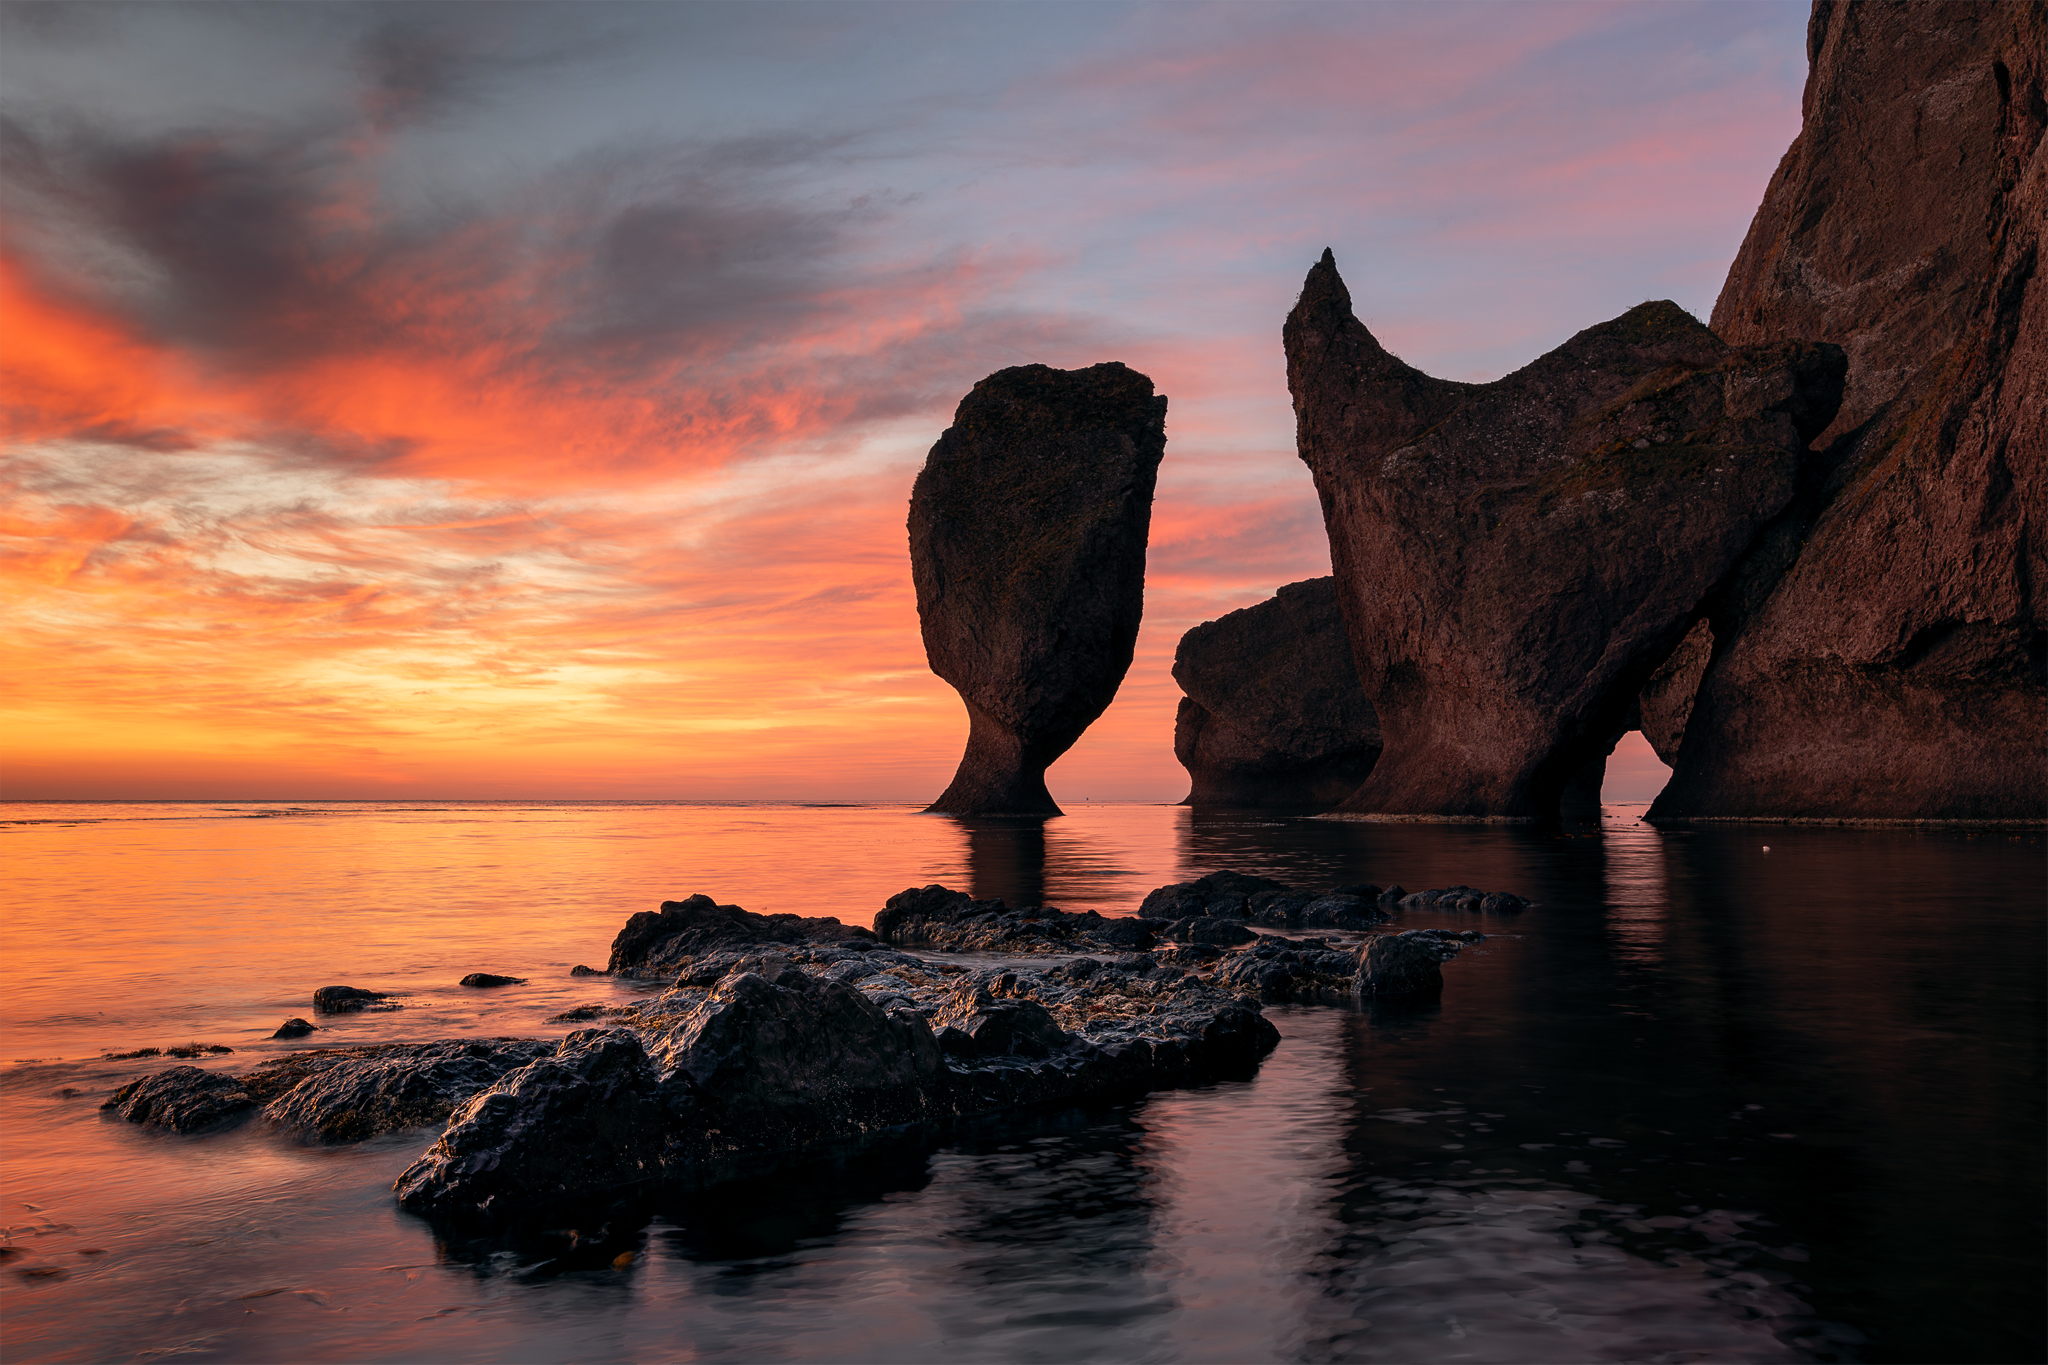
[1,0,1808,803]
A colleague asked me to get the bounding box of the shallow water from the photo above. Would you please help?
[2,802,2041,1363]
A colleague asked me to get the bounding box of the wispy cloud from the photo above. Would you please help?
[0,1,1805,801]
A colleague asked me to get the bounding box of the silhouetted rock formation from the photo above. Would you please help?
[1649,0,2046,822]
[1173,576,1382,808]
[1286,251,1844,820]
[910,363,1167,815]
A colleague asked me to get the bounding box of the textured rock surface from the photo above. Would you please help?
[261,1039,552,1144]
[1639,620,1714,765]
[1288,251,1844,820]
[393,1030,669,1223]
[1353,931,1462,1000]
[101,1066,255,1132]
[909,363,1167,815]
[312,986,398,1014]
[608,893,875,977]
[1173,577,1382,808]
[874,884,1163,953]
[1650,0,2046,822]
[396,905,1283,1227]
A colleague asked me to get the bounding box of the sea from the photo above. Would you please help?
[0,801,2040,1364]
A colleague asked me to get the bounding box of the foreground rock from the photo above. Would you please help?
[259,1039,553,1144]
[101,1066,255,1132]
[608,894,876,977]
[1286,251,1844,820]
[1649,0,2046,822]
[313,986,399,1014]
[909,363,1168,815]
[1173,577,1382,808]
[874,884,1163,953]
[1354,931,1467,1001]
[395,908,1279,1226]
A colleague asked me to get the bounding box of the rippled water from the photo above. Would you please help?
[2,802,2041,1363]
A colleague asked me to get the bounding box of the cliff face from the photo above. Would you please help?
[1651,0,2046,820]
[909,363,1166,816]
[1286,254,1843,819]
[1172,576,1381,809]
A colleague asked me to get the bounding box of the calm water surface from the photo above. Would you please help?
[1,802,2040,1363]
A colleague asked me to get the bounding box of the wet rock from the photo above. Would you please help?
[262,1038,553,1144]
[101,1066,255,1132]
[569,964,605,977]
[1213,938,1360,1003]
[650,969,943,1148]
[394,918,1284,1229]
[1651,0,2047,822]
[272,1018,317,1039]
[1138,870,1291,921]
[1395,885,1527,914]
[312,986,398,1014]
[1294,894,1384,930]
[459,973,527,988]
[1353,931,1462,1001]
[1286,249,1843,820]
[607,894,875,979]
[909,362,1168,815]
[394,1030,668,1224]
[930,981,1071,1060]
[547,1004,618,1023]
[1159,917,1258,947]
[1173,577,1382,808]
[874,884,1164,953]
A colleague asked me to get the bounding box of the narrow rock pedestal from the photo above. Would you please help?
[909,363,1167,816]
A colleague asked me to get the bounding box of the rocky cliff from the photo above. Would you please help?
[1649,0,2046,821]
[1172,576,1381,808]
[1285,254,1843,819]
[909,363,1166,815]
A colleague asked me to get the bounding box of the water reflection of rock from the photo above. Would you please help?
[914,1113,1172,1358]
[955,816,1047,908]
[1177,808,1549,910]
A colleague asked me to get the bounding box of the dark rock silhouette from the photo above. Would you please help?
[312,985,398,1014]
[608,893,875,977]
[910,363,1167,815]
[1287,250,1843,820]
[459,973,526,988]
[1650,0,2046,822]
[1173,577,1382,808]
[272,1017,317,1039]
[1353,931,1465,1000]
[874,884,1161,953]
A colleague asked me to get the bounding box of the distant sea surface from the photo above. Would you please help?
[2,801,2041,1363]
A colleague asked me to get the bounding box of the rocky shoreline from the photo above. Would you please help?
[96,875,1527,1230]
